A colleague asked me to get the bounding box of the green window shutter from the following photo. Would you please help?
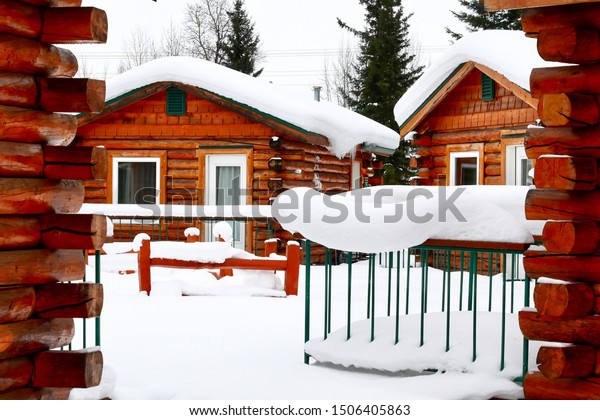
[166,87,186,116]
[481,73,496,102]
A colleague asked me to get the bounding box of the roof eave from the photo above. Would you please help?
[77,81,330,148]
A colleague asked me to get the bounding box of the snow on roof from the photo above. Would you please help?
[394,30,564,133]
[104,56,399,158]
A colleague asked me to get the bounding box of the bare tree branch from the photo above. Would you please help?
[184,0,231,63]
[117,26,160,73]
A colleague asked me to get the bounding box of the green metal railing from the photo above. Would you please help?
[304,241,532,381]
[65,250,102,351]
[109,216,275,253]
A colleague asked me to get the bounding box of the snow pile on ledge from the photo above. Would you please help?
[103,56,399,157]
[273,186,540,253]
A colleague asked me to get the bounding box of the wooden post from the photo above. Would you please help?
[285,241,300,296]
[0,248,84,285]
[0,33,78,77]
[32,348,102,388]
[264,239,278,257]
[35,282,103,319]
[0,318,74,360]
[542,221,600,254]
[39,213,107,250]
[0,179,84,215]
[538,93,600,127]
[0,356,33,393]
[537,345,597,379]
[530,64,600,97]
[138,239,151,295]
[0,287,34,323]
[526,189,600,221]
[524,372,600,400]
[526,126,600,159]
[537,27,600,64]
[534,156,597,190]
[520,310,600,346]
[41,7,108,44]
[217,235,233,278]
[0,216,40,250]
[0,105,77,144]
[523,252,600,282]
[534,282,595,317]
[0,387,71,400]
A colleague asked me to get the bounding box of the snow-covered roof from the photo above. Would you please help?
[394,30,563,135]
[102,56,399,158]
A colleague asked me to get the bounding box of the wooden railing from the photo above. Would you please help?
[137,239,301,296]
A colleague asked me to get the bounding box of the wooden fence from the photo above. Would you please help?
[137,239,301,296]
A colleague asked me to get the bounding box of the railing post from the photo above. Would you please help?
[304,240,311,365]
[285,241,300,296]
[95,249,101,347]
[138,239,151,295]
[346,252,353,341]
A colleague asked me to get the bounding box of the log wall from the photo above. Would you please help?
[75,88,352,255]
[494,0,600,400]
[0,0,107,399]
[411,68,537,186]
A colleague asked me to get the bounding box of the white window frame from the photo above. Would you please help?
[205,154,248,249]
[505,145,531,186]
[449,151,479,186]
[351,160,362,190]
[112,156,162,205]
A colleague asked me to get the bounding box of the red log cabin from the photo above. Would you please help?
[394,30,560,189]
[74,56,398,254]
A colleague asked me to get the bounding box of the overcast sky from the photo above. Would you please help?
[75,0,466,98]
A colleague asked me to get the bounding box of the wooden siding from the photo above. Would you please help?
[413,68,538,186]
[75,88,351,256]
[76,90,351,205]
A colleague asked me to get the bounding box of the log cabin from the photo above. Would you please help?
[394,30,561,189]
[73,56,399,254]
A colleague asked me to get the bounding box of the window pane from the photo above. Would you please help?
[216,166,241,206]
[520,158,533,186]
[455,157,477,185]
[118,162,157,204]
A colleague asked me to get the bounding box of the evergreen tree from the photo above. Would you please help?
[446,0,522,41]
[338,0,423,184]
[221,0,263,76]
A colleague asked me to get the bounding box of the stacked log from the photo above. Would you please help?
[0,0,108,399]
[486,0,600,399]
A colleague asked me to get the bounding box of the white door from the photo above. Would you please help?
[506,145,533,186]
[505,145,531,278]
[205,154,247,249]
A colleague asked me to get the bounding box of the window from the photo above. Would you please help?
[449,151,479,186]
[481,73,496,101]
[352,160,362,189]
[112,157,162,204]
[166,87,186,116]
[506,145,533,186]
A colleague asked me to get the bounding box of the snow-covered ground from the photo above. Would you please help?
[70,249,539,401]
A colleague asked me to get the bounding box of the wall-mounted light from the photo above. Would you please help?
[268,157,283,171]
[269,136,282,149]
[268,178,283,191]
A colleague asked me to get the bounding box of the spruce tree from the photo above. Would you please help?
[338,0,423,184]
[221,0,263,76]
[446,0,522,41]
